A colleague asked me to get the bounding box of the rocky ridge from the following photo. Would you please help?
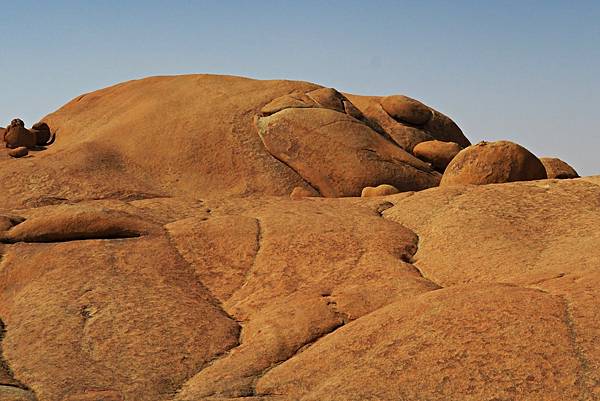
[0,74,595,401]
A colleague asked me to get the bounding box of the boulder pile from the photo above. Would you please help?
[2,119,56,150]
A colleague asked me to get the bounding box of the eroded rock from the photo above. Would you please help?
[413,140,462,171]
[345,94,471,151]
[441,140,547,186]
[381,95,433,125]
[8,147,28,158]
[30,122,54,146]
[540,157,579,179]
[257,107,440,197]
[306,87,346,113]
[0,207,156,243]
[290,186,318,199]
[256,284,583,400]
[0,214,25,232]
[3,119,35,149]
[361,184,400,197]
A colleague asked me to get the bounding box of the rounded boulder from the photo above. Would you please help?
[381,95,433,125]
[361,184,400,197]
[8,147,29,158]
[413,140,462,171]
[540,157,579,179]
[290,186,318,200]
[441,141,547,186]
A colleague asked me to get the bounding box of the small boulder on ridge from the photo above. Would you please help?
[540,157,579,179]
[441,140,547,186]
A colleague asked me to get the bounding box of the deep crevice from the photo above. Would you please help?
[0,231,143,244]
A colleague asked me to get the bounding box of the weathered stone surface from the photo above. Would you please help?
[413,140,462,171]
[170,196,438,399]
[3,120,36,149]
[257,284,583,401]
[361,184,400,197]
[289,186,318,199]
[423,108,470,147]
[381,95,433,125]
[0,206,156,243]
[306,87,346,113]
[165,215,260,303]
[0,218,240,401]
[259,92,317,116]
[0,386,37,401]
[7,147,28,158]
[441,140,547,186]
[256,107,440,196]
[346,94,471,151]
[541,157,579,179]
[0,214,24,232]
[383,179,600,286]
[0,74,596,401]
[30,122,53,146]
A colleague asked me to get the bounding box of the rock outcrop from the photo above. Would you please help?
[0,75,467,209]
[361,184,400,197]
[346,94,471,151]
[7,147,28,158]
[30,122,54,146]
[3,119,55,149]
[541,157,579,179]
[413,140,462,171]
[3,119,36,149]
[256,91,440,196]
[441,140,547,186]
[380,95,433,125]
[0,74,596,401]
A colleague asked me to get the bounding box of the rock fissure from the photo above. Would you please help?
[561,295,592,401]
[0,232,143,244]
[163,227,238,319]
[163,228,245,399]
[254,145,323,196]
[377,213,444,289]
[250,320,347,397]
[0,319,37,397]
[234,217,264,295]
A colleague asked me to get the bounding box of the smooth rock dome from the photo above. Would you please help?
[0,74,599,401]
[441,140,547,186]
[380,95,433,125]
[540,157,579,179]
[0,75,464,209]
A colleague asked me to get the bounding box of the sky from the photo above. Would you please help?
[1,0,598,175]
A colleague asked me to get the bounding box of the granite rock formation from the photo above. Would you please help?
[541,157,579,179]
[441,140,547,186]
[0,74,596,401]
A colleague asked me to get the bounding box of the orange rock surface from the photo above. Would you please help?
[0,74,598,401]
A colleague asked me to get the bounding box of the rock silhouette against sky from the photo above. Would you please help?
[0,74,597,401]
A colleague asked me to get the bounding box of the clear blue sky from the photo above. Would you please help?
[1,0,598,175]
